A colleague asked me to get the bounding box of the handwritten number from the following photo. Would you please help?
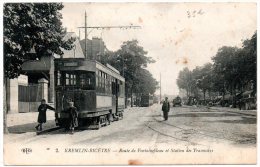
[187,9,204,18]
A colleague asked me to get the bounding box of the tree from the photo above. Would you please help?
[240,32,257,92]
[194,63,213,101]
[4,3,75,78]
[107,40,156,107]
[177,67,193,97]
[212,46,239,97]
[133,68,158,95]
[3,3,75,133]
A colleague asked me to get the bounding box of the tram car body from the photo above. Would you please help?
[140,95,153,107]
[54,58,125,129]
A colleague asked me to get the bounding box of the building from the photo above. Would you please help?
[6,32,84,113]
[80,37,108,60]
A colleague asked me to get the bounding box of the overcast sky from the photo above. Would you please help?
[61,2,256,96]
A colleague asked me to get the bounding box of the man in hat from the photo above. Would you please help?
[35,99,55,131]
[162,97,170,121]
[66,101,78,134]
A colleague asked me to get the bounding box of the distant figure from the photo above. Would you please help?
[35,99,55,131]
[66,102,78,134]
[162,97,170,121]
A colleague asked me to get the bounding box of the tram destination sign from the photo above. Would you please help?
[63,62,79,67]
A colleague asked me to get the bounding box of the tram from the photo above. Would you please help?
[54,58,125,129]
[140,94,153,107]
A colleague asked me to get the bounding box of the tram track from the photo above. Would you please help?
[146,105,257,146]
[151,116,238,143]
[135,108,211,147]
[144,120,210,147]
[138,105,242,146]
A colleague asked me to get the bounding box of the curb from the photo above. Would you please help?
[225,111,256,117]
[210,107,256,117]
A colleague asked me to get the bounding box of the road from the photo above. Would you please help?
[4,104,257,164]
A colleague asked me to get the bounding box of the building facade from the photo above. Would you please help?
[6,32,84,113]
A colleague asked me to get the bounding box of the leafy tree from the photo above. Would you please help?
[177,67,194,97]
[212,46,239,97]
[133,68,158,95]
[107,40,156,107]
[3,3,75,133]
[240,32,257,92]
[194,63,213,101]
[4,3,75,79]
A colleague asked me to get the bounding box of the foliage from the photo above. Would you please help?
[4,3,75,79]
[177,67,193,96]
[107,40,157,99]
[133,68,159,95]
[177,32,257,100]
[104,40,158,107]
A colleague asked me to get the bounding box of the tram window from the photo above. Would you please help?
[57,71,61,86]
[65,73,76,86]
[66,74,70,85]
[79,72,95,90]
[80,74,86,85]
[72,75,76,85]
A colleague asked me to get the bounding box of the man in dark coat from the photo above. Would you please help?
[35,99,55,131]
[66,102,78,134]
[162,97,170,121]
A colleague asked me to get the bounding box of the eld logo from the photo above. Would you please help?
[21,148,32,154]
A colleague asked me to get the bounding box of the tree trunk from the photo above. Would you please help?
[4,77,9,134]
[125,87,128,108]
[203,90,206,105]
[232,83,236,108]
[130,86,133,107]
[222,84,226,107]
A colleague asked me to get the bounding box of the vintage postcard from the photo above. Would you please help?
[2,1,258,165]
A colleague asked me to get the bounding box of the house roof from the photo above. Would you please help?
[54,32,85,59]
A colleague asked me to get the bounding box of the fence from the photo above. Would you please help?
[18,84,43,113]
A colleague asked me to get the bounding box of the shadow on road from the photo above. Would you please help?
[236,134,256,145]
[8,120,56,134]
[74,128,145,145]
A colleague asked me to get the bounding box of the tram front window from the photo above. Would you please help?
[79,72,95,90]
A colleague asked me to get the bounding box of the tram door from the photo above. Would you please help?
[115,79,119,113]
[112,79,119,114]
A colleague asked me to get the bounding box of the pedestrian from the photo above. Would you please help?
[66,101,78,134]
[35,99,55,131]
[162,97,170,121]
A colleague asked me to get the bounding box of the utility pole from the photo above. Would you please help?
[78,12,141,59]
[84,11,87,59]
[160,73,162,103]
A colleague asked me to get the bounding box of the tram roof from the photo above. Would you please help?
[55,58,125,82]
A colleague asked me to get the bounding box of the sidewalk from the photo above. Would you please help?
[7,111,56,133]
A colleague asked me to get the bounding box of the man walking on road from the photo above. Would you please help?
[162,97,170,121]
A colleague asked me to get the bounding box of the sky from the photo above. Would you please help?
[61,2,256,96]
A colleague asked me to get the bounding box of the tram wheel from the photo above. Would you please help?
[94,117,101,130]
